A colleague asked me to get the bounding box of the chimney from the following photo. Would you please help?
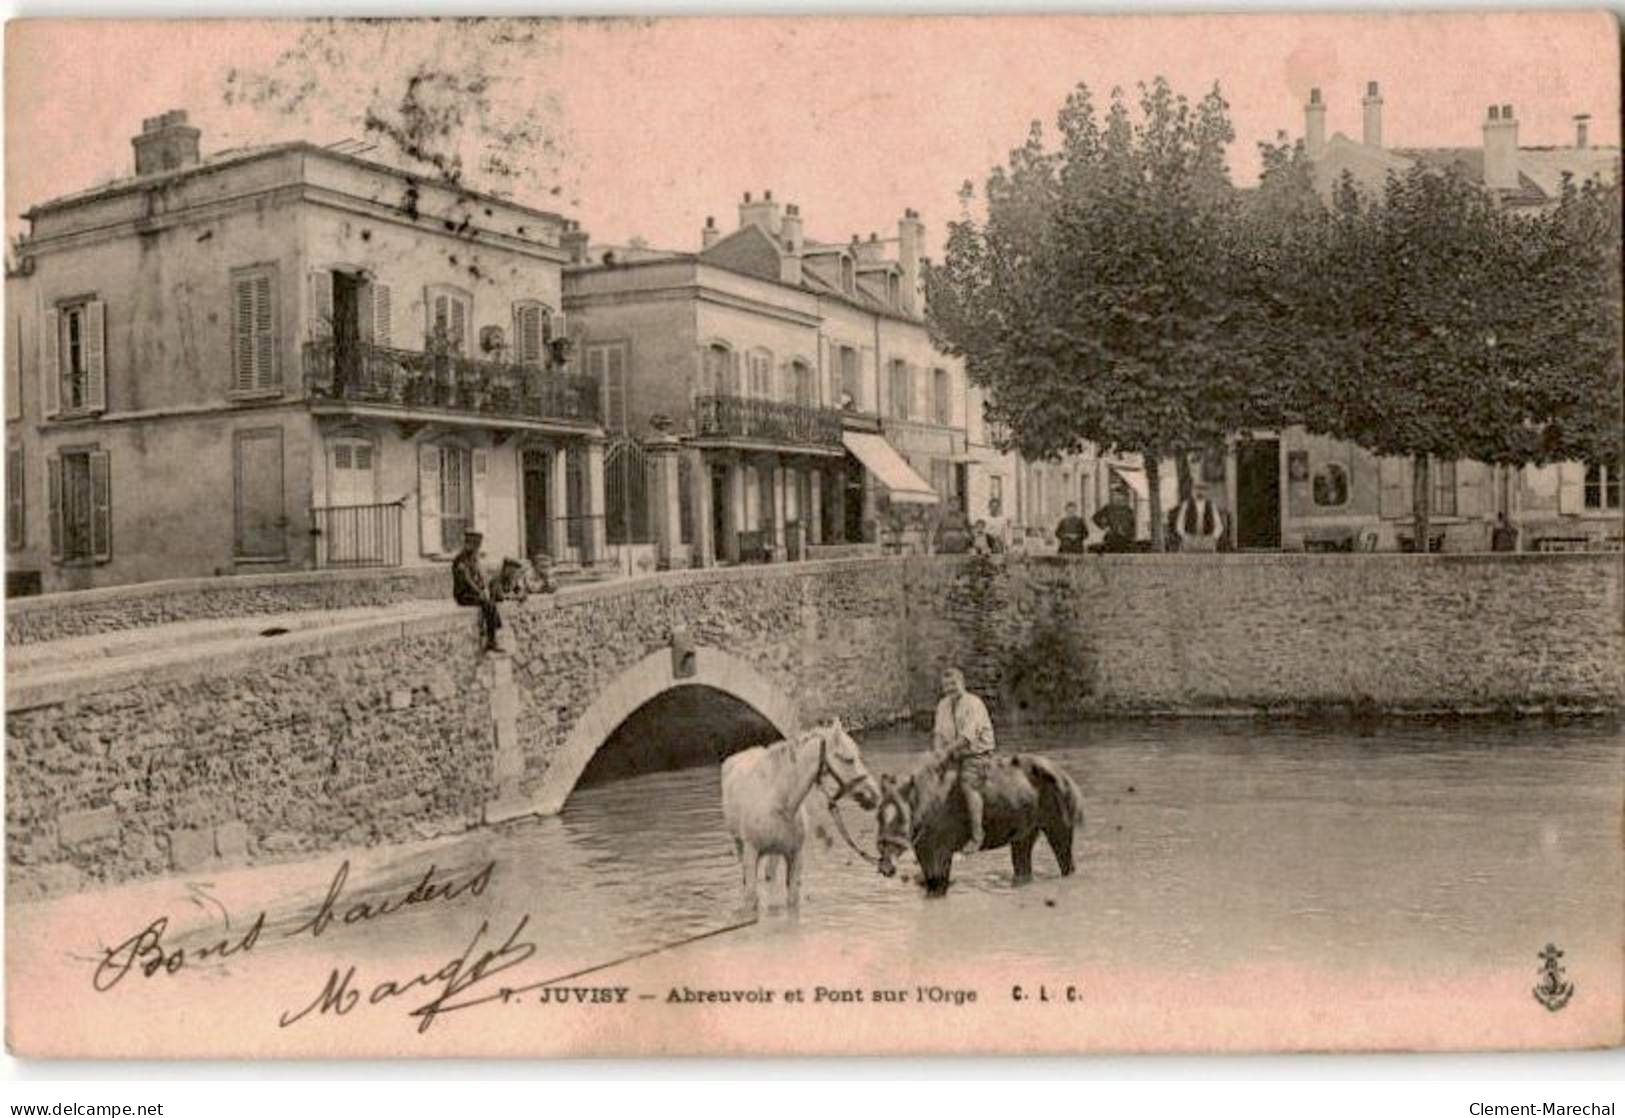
[132,109,201,175]
[1361,81,1383,148]
[1575,113,1591,149]
[560,219,590,265]
[855,231,885,265]
[738,189,781,236]
[1483,103,1520,190]
[1304,88,1327,160]
[779,203,803,253]
[701,215,721,249]
[898,207,924,316]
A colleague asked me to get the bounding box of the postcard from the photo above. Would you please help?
[4,12,1622,1058]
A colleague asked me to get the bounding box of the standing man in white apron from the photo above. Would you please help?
[1173,480,1226,553]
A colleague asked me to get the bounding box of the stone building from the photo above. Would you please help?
[6,111,607,595]
[1211,83,1624,553]
[562,193,968,568]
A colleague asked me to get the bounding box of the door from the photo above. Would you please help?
[332,272,362,387]
[1235,438,1281,550]
[235,428,286,560]
[325,437,378,563]
[844,458,866,542]
[710,465,729,561]
[521,448,551,559]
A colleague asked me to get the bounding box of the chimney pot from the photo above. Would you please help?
[743,191,752,202]
[764,189,772,201]
[1305,86,1328,159]
[132,107,202,175]
[1575,113,1591,149]
[1367,81,1379,97]
[1310,87,1322,104]
[1502,104,1514,119]
[1361,80,1383,148]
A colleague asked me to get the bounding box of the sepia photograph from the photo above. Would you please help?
[2,9,1622,1065]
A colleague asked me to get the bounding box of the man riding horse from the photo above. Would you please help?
[932,667,995,855]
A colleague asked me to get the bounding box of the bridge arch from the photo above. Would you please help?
[532,645,800,814]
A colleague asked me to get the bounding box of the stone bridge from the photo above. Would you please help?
[7,553,1619,898]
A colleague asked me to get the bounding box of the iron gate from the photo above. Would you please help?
[606,435,655,546]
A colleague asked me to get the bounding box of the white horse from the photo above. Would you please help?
[721,719,881,914]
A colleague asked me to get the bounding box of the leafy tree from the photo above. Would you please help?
[929,78,1290,549]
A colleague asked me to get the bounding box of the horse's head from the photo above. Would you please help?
[813,718,881,811]
[874,772,914,879]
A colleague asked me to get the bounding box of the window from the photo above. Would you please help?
[747,350,773,399]
[704,344,736,396]
[587,343,629,433]
[989,475,1004,518]
[42,299,107,416]
[933,368,950,425]
[227,268,279,395]
[425,285,472,356]
[419,441,475,556]
[1431,458,1457,517]
[1585,464,1622,510]
[513,301,552,367]
[8,315,22,421]
[840,346,860,408]
[1312,462,1349,507]
[888,360,911,420]
[791,360,816,407]
[888,273,901,310]
[47,447,111,563]
[7,447,23,549]
[840,256,855,295]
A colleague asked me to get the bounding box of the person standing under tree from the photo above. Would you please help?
[1054,501,1093,555]
[932,667,996,855]
[1172,480,1225,553]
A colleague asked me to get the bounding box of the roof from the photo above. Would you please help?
[1311,130,1619,207]
[23,139,571,228]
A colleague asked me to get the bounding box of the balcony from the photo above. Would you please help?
[304,339,602,427]
[693,395,844,451]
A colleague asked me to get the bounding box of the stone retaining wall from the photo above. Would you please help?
[903,553,1624,719]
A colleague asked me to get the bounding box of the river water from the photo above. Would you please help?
[11,716,1623,1056]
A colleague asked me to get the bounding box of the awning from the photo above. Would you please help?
[1108,463,1150,503]
[842,432,940,505]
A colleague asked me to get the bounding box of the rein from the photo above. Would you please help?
[813,731,881,866]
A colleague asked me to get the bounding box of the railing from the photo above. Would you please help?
[311,502,404,569]
[553,513,605,565]
[694,394,844,449]
[304,339,603,426]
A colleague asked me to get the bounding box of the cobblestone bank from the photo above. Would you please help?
[6,567,448,646]
[903,553,1624,719]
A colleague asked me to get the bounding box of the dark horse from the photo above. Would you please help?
[874,752,1084,896]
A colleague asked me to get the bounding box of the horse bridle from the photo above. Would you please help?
[814,730,883,867]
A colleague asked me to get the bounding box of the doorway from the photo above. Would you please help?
[1235,439,1281,550]
[521,448,551,559]
[710,464,730,562]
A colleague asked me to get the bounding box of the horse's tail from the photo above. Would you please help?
[1022,755,1084,827]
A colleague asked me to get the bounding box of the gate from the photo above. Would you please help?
[606,435,656,556]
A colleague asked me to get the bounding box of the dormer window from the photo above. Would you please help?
[888,273,901,309]
[840,256,855,295]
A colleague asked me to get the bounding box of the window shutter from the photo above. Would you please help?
[1557,462,1585,514]
[372,283,392,348]
[253,275,275,389]
[9,316,23,421]
[472,449,489,536]
[1378,456,1411,518]
[428,290,447,338]
[89,450,111,561]
[41,309,60,418]
[82,300,107,411]
[606,347,627,433]
[515,303,543,366]
[418,445,441,556]
[309,269,333,340]
[550,312,566,347]
[47,454,62,560]
[234,277,255,393]
[7,447,23,547]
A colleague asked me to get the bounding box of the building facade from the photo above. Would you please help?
[563,193,969,568]
[7,111,607,596]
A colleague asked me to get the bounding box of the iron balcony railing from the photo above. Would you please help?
[304,339,603,426]
[311,501,404,569]
[694,394,844,449]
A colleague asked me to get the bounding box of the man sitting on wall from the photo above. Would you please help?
[1172,481,1225,553]
[451,531,503,652]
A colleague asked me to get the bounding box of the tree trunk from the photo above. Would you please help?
[1144,451,1165,552]
[1175,451,1194,506]
[1412,453,1432,554]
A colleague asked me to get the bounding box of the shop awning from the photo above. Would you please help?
[842,432,940,505]
[1108,463,1150,503]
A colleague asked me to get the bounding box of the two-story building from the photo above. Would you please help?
[562,193,969,568]
[6,111,607,595]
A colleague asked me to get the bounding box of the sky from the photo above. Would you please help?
[5,12,1620,256]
